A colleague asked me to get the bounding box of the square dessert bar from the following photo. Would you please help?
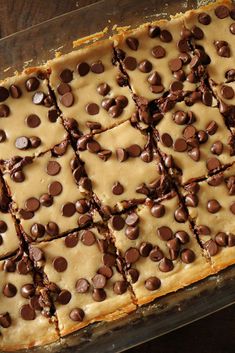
[153,92,234,185]
[183,0,235,133]
[0,249,58,351]
[114,15,205,102]
[2,142,96,242]
[108,192,212,305]
[48,39,136,134]
[78,120,171,213]
[0,70,67,160]
[0,178,21,259]
[182,164,235,272]
[29,227,135,337]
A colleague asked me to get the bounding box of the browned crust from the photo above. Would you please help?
[136,266,215,306]
[60,302,136,337]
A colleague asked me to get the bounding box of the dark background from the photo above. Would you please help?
[0,1,234,352]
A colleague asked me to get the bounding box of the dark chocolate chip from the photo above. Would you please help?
[81,230,96,246]
[180,249,195,263]
[211,141,223,155]
[69,308,85,321]
[57,289,72,304]
[215,232,228,247]
[160,133,173,147]
[65,233,79,248]
[158,257,174,272]
[160,29,172,42]
[53,256,68,272]
[0,104,10,117]
[3,283,17,297]
[148,25,160,38]
[62,202,76,217]
[175,231,189,244]
[20,304,36,320]
[138,60,152,73]
[92,274,107,289]
[157,226,173,241]
[139,242,153,257]
[215,5,229,19]
[0,312,11,327]
[21,284,35,298]
[25,78,39,92]
[112,181,124,195]
[76,278,90,293]
[151,204,165,218]
[206,157,221,171]
[145,276,161,291]
[48,181,63,196]
[125,247,140,264]
[123,56,137,70]
[204,239,219,256]
[198,12,211,25]
[125,226,139,240]
[59,69,73,83]
[91,61,104,74]
[92,288,106,302]
[46,161,61,176]
[174,206,188,222]
[77,62,90,76]
[113,280,127,294]
[46,222,59,237]
[126,37,139,50]
[86,103,100,115]
[151,45,166,58]
[97,83,110,96]
[30,224,45,239]
[110,215,125,230]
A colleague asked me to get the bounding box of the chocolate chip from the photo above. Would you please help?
[69,308,85,322]
[115,95,128,109]
[30,223,45,239]
[123,56,138,71]
[198,12,211,25]
[92,274,107,289]
[57,82,71,95]
[87,140,101,153]
[81,230,96,246]
[86,103,100,115]
[62,202,76,217]
[57,289,72,304]
[157,226,173,241]
[59,69,73,83]
[176,231,190,244]
[79,177,93,191]
[204,239,219,256]
[24,197,40,212]
[39,194,52,207]
[160,133,173,147]
[11,170,25,183]
[91,61,104,74]
[221,85,234,99]
[97,83,110,96]
[0,104,10,117]
[53,256,68,272]
[160,29,172,42]
[151,204,165,218]
[76,278,90,293]
[3,283,17,297]
[125,226,139,240]
[170,81,183,92]
[185,193,198,207]
[169,58,182,72]
[173,138,187,152]
[113,280,127,294]
[138,60,152,73]
[149,247,164,262]
[173,110,189,125]
[92,288,106,302]
[0,312,11,328]
[180,249,195,263]
[183,125,196,140]
[158,257,174,272]
[197,130,208,143]
[215,232,228,247]
[77,62,90,76]
[191,25,204,39]
[75,199,89,214]
[151,45,166,58]
[110,215,125,230]
[230,23,235,34]
[15,136,29,150]
[60,92,74,107]
[102,253,116,267]
[202,91,212,106]
[32,91,45,105]
[215,5,229,19]
[0,220,7,233]
[108,104,123,118]
[125,247,140,264]
[19,209,34,220]
[147,71,161,85]
[167,238,180,251]
[48,109,58,122]
[48,181,63,196]
[145,276,161,291]
[30,136,41,148]
[63,234,78,249]
[9,84,21,98]
[139,242,152,257]
[20,304,36,320]
[101,98,115,111]
[175,206,188,223]
[46,161,61,176]
[206,157,221,171]
[177,38,191,53]
[0,129,6,142]
[125,213,139,226]
[98,265,113,279]
[230,202,235,214]
[228,234,235,247]
[148,25,160,37]
[218,45,230,57]
[112,181,124,195]
[3,259,16,272]
[25,78,39,92]
[30,246,44,261]
[17,259,31,275]
[127,268,139,283]
[198,225,211,235]
[21,284,35,298]
[211,141,223,155]
[46,222,59,236]
[126,37,139,50]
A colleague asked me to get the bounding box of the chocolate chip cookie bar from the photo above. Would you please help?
[0,0,235,351]
[0,70,67,160]
[29,227,135,336]
[1,142,96,242]
[0,249,58,351]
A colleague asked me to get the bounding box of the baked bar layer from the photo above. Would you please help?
[108,192,213,305]
[48,39,136,134]
[0,70,67,160]
[182,164,235,272]
[2,142,96,242]
[0,250,58,351]
[30,227,135,337]
[154,93,234,185]
[78,120,170,212]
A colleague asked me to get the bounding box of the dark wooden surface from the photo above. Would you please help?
[0,1,234,352]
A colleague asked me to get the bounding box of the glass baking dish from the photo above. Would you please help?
[1,0,235,352]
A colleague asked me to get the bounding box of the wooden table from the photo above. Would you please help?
[0,1,234,352]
